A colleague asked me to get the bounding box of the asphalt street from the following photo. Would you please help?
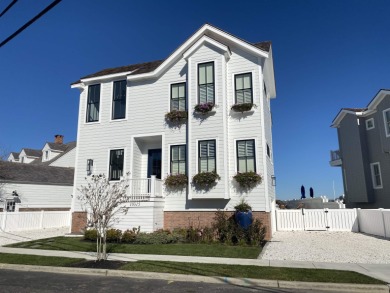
[0,269,335,293]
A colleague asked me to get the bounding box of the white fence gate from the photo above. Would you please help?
[0,211,71,232]
[276,209,359,232]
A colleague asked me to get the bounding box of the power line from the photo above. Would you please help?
[0,0,62,48]
[0,0,17,18]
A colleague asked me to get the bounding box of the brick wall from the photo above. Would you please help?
[164,211,272,240]
[71,212,87,233]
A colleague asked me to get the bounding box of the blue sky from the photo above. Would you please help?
[1,0,389,200]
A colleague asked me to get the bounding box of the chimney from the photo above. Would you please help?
[54,134,64,144]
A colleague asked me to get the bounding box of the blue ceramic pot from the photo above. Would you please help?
[235,210,253,229]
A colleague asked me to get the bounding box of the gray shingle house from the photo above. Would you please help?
[331,89,390,208]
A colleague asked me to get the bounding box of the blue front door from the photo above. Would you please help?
[147,149,161,179]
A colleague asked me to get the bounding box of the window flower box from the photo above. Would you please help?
[192,171,220,189]
[231,103,256,113]
[194,102,215,114]
[233,171,262,189]
[164,174,188,189]
[165,110,188,123]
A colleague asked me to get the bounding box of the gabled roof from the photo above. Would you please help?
[22,149,42,158]
[46,142,69,152]
[331,89,390,128]
[0,161,74,185]
[71,24,274,94]
[31,141,76,166]
[9,152,19,160]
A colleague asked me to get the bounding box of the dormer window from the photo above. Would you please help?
[45,151,49,161]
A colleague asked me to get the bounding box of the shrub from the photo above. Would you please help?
[194,102,215,114]
[165,110,188,123]
[164,174,188,189]
[234,199,252,212]
[192,171,221,189]
[121,229,137,243]
[233,171,262,189]
[231,103,257,112]
[84,229,98,241]
[106,229,122,243]
[132,230,184,245]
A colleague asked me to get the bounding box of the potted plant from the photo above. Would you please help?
[194,102,215,114]
[233,171,262,189]
[231,103,257,113]
[234,199,252,229]
[165,110,188,123]
[192,171,220,189]
[164,174,188,189]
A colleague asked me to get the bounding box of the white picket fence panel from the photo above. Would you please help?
[358,209,390,238]
[0,211,71,232]
[276,209,358,232]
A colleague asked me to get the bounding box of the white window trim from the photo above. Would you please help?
[85,83,102,125]
[365,118,375,130]
[233,137,258,174]
[167,80,187,112]
[231,70,256,107]
[370,162,383,189]
[168,143,187,175]
[383,109,390,137]
[196,59,218,106]
[107,148,126,182]
[109,79,128,122]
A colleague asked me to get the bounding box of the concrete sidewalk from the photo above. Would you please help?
[1,246,390,285]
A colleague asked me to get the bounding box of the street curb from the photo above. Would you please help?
[0,263,388,292]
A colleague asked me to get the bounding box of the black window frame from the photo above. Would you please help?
[112,80,127,120]
[236,139,256,173]
[198,62,215,104]
[170,82,187,111]
[234,73,253,104]
[198,139,216,173]
[170,145,186,175]
[86,84,101,123]
[109,149,124,181]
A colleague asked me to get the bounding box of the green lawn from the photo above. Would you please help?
[0,253,384,285]
[6,237,261,259]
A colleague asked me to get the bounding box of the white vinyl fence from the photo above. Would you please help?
[358,209,390,238]
[0,211,71,232]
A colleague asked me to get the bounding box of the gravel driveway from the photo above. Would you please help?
[0,227,69,246]
[261,231,390,264]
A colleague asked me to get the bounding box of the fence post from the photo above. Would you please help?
[150,175,156,197]
[379,208,387,238]
[39,210,44,229]
[356,208,361,233]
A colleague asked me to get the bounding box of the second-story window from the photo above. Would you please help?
[171,83,186,111]
[109,149,124,181]
[86,84,100,122]
[199,140,216,173]
[112,80,126,120]
[383,109,390,137]
[237,140,256,172]
[235,73,253,104]
[171,145,186,174]
[198,62,214,104]
[370,162,383,189]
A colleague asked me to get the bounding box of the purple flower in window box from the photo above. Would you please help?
[194,102,215,114]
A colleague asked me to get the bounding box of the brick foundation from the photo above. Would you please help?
[164,211,272,240]
[18,208,70,212]
[71,212,88,233]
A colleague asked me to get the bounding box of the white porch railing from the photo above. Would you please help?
[127,175,163,201]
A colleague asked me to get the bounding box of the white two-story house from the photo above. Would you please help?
[70,24,276,238]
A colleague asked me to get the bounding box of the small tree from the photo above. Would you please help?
[78,174,130,261]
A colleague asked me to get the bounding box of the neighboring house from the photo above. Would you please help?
[0,161,73,212]
[331,89,390,208]
[70,24,277,238]
[7,135,76,168]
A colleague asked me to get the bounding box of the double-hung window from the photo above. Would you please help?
[109,149,124,180]
[237,140,256,172]
[171,83,186,111]
[383,109,390,137]
[370,162,383,189]
[199,140,216,172]
[198,62,214,104]
[171,145,186,174]
[86,84,100,122]
[235,73,253,104]
[6,200,15,212]
[112,80,126,120]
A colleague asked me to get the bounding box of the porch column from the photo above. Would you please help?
[150,175,156,197]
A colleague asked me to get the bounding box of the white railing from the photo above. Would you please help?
[275,208,390,238]
[127,175,163,201]
[0,211,71,232]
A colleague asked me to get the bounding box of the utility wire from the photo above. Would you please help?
[0,0,62,48]
[0,0,17,18]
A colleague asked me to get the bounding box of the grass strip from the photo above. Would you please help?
[0,253,84,267]
[119,261,386,285]
[7,237,261,259]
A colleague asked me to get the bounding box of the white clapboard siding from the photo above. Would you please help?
[50,148,76,168]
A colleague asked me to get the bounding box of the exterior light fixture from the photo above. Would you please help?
[87,159,93,175]
[271,175,276,186]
